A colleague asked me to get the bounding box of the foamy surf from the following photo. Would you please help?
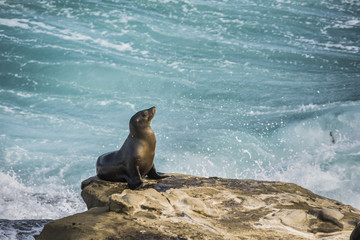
[0,172,85,220]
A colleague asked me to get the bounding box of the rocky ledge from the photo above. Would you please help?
[37,174,360,240]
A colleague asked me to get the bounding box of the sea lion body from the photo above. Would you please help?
[96,107,167,189]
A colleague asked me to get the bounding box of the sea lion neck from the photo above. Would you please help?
[129,125,154,138]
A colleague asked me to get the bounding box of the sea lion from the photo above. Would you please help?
[96,106,168,189]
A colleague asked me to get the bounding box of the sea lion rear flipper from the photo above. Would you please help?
[147,165,169,179]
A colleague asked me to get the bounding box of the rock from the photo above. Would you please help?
[280,209,308,230]
[109,188,172,215]
[80,177,127,209]
[37,174,360,240]
[318,208,344,228]
[241,195,266,209]
[80,176,98,190]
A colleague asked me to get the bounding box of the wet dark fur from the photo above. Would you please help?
[96,107,168,189]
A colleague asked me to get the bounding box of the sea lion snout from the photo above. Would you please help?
[148,106,156,120]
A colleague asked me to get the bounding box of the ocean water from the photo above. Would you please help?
[0,0,359,237]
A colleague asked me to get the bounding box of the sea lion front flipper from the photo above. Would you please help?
[127,164,143,190]
[147,165,169,179]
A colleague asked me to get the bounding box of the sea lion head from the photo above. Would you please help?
[129,107,156,133]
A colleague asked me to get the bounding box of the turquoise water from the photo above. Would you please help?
[1,0,359,222]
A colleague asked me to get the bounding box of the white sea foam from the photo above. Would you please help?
[32,27,134,53]
[0,18,30,29]
[0,105,15,114]
[0,219,49,240]
[0,17,134,54]
[89,99,136,112]
[324,42,359,53]
[263,146,360,208]
[34,43,88,55]
[94,39,133,52]
[332,19,360,28]
[298,36,360,53]
[247,101,360,117]
[0,171,86,219]
[257,108,360,208]
[29,20,56,31]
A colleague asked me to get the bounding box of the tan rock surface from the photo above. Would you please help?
[37,174,360,240]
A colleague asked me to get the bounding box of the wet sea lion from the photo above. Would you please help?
[96,106,168,189]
